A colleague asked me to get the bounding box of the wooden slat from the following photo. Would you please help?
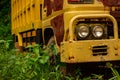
[32,42,36,45]
[23,33,27,38]
[23,43,26,47]
[27,32,31,37]
[32,30,36,36]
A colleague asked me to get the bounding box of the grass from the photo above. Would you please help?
[107,62,120,80]
[0,40,70,80]
[0,40,120,80]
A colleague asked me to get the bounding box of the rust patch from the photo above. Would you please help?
[110,11,120,22]
[100,0,120,6]
[51,14,64,46]
[44,0,64,46]
[44,0,52,16]
[52,0,63,11]
[44,0,63,16]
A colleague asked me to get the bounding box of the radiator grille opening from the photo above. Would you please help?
[92,45,107,56]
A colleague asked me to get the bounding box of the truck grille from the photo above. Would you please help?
[92,45,107,56]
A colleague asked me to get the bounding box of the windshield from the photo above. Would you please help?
[68,0,94,4]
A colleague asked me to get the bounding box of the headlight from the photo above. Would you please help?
[76,24,89,39]
[92,25,104,38]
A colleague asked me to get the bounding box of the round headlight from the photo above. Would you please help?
[76,24,89,39]
[92,25,104,38]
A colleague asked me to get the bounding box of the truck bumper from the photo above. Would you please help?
[60,39,120,63]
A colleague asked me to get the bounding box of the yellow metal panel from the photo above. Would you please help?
[60,39,120,63]
[18,16,20,29]
[31,0,35,6]
[26,0,28,6]
[31,1,35,25]
[19,15,22,27]
[21,0,23,9]
[18,34,23,46]
[21,14,24,27]
[23,12,26,26]
[23,0,26,10]
[12,0,42,34]
[34,0,41,29]
[19,0,22,11]
[16,0,19,14]
[16,16,18,31]
[26,8,29,25]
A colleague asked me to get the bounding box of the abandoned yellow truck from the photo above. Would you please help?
[11,0,120,63]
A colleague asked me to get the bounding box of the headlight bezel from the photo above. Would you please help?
[75,24,90,39]
[92,24,104,38]
[75,23,106,40]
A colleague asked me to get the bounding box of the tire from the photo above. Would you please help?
[47,36,55,47]
[47,37,77,76]
[47,36,58,65]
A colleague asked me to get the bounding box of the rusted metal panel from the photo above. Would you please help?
[44,0,64,46]
[44,0,63,16]
[44,0,52,16]
[110,11,120,21]
[51,0,64,46]
[111,11,120,18]
[52,0,63,11]
[100,0,120,6]
[51,14,64,46]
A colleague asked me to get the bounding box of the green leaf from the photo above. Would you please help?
[55,65,60,71]
[0,40,5,43]
[39,55,49,64]
[109,76,117,80]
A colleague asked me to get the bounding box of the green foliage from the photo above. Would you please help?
[0,44,47,79]
[0,40,120,80]
[0,0,12,40]
[1,1,120,80]
[107,62,120,80]
[0,40,13,52]
[47,42,58,56]
[0,42,71,80]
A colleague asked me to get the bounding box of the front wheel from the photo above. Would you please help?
[47,36,59,65]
